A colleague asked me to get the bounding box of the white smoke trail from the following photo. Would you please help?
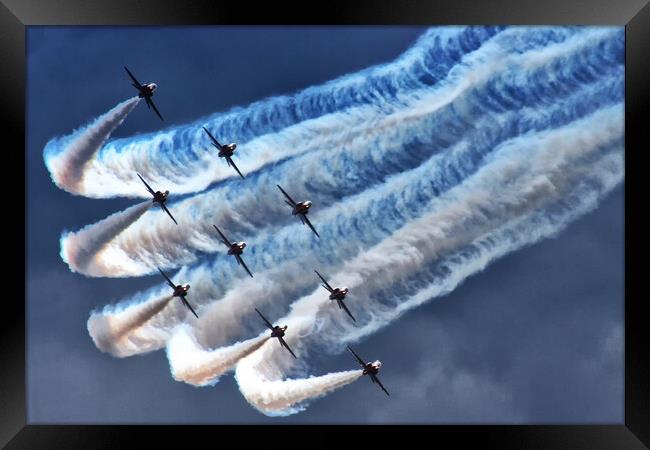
[44,97,141,194]
[86,264,225,356]
[233,104,623,414]
[60,201,151,275]
[189,259,336,349]
[166,325,271,386]
[234,347,363,416]
[87,294,175,357]
[61,27,621,278]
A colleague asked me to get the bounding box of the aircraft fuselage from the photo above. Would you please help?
[152,190,169,205]
[137,83,157,98]
[329,287,349,301]
[218,143,236,158]
[271,325,288,338]
[293,201,312,215]
[363,361,382,376]
[172,284,190,297]
[227,242,246,256]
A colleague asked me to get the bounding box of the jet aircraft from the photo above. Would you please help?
[203,127,245,179]
[255,308,297,358]
[347,345,389,396]
[137,173,178,225]
[213,224,253,278]
[276,184,319,238]
[124,66,164,121]
[315,270,355,322]
[157,267,198,319]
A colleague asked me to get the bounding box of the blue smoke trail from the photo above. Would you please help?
[44,97,141,194]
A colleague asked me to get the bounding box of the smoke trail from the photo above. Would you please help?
[62,27,622,277]
[60,201,151,275]
[87,294,175,357]
[233,104,623,414]
[234,346,363,416]
[166,325,270,386]
[87,263,231,357]
[44,97,141,194]
[189,260,338,350]
[47,27,593,199]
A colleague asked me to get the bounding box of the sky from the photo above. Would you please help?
[26,26,624,423]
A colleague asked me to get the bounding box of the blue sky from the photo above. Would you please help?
[26,26,623,423]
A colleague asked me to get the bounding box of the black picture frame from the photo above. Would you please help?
[4,0,647,447]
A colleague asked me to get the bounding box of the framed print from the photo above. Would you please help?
[4,0,648,447]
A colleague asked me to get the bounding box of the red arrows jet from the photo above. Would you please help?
[124,66,164,121]
[347,345,389,396]
[255,308,297,359]
[277,184,319,238]
[203,127,245,179]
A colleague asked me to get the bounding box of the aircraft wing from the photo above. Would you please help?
[181,295,199,319]
[212,224,232,247]
[276,184,297,206]
[137,173,155,195]
[147,97,164,121]
[255,308,275,330]
[236,254,254,278]
[202,126,222,149]
[372,374,390,396]
[157,267,176,290]
[314,270,334,292]
[161,203,178,225]
[338,299,356,323]
[278,336,297,359]
[347,345,367,368]
[124,66,142,88]
[227,157,245,179]
[302,214,320,238]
